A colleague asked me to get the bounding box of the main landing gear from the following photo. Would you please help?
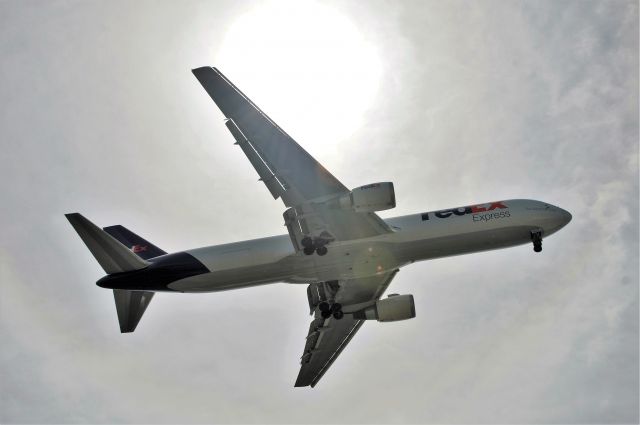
[531,230,543,253]
[301,235,330,256]
[319,301,344,320]
[307,281,345,320]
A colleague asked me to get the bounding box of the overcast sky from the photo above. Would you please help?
[1,1,638,423]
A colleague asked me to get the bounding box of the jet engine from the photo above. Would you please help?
[353,294,415,322]
[335,182,396,213]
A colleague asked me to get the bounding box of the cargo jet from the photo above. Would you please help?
[66,67,572,387]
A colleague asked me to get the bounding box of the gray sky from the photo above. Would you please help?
[1,1,638,423]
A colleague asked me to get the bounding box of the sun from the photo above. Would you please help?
[215,1,381,158]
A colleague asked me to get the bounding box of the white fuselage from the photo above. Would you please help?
[165,199,571,293]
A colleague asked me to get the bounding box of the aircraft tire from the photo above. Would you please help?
[332,310,344,320]
[531,230,543,253]
[316,246,328,256]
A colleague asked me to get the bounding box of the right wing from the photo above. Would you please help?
[192,67,393,244]
[295,269,399,387]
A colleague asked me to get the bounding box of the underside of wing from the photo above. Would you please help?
[192,66,347,205]
[296,315,363,387]
[192,66,394,244]
[295,270,399,387]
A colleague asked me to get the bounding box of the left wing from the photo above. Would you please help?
[192,66,345,205]
[295,270,399,387]
[192,67,392,244]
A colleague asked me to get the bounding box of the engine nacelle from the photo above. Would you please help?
[337,182,396,213]
[353,294,416,322]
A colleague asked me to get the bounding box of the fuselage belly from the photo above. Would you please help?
[97,199,571,293]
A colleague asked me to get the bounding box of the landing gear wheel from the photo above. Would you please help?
[332,310,344,320]
[319,301,331,312]
[321,310,332,319]
[316,246,328,256]
[301,236,313,248]
[331,303,342,313]
[303,246,315,256]
[533,243,542,253]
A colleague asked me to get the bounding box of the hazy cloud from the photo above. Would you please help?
[1,1,637,423]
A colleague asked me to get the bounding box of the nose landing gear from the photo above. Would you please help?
[531,230,543,252]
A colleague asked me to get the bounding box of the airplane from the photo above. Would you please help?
[65,66,572,387]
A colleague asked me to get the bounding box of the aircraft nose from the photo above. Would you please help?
[558,207,572,225]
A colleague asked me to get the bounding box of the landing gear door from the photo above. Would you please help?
[283,208,307,252]
[283,207,328,253]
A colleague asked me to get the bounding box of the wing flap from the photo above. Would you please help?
[224,118,286,199]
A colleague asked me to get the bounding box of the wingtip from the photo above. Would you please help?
[64,212,82,222]
[192,66,219,74]
[294,376,313,388]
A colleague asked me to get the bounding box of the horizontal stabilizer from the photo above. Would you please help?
[113,289,154,333]
[65,213,149,274]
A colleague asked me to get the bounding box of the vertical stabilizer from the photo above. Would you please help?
[102,224,166,333]
[103,225,166,260]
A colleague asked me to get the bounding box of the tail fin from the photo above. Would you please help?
[65,213,149,274]
[103,224,167,333]
[103,225,166,260]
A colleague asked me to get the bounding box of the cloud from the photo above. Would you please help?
[1,0,637,423]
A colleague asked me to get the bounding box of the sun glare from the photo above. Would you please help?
[216,1,381,157]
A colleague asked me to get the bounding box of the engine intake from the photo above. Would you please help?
[337,182,396,213]
[353,294,416,322]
